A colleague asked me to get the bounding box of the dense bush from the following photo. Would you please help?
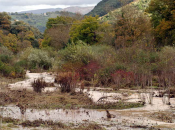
[57,41,94,71]
[55,72,80,93]
[14,64,25,78]
[0,46,25,78]
[58,42,116,70]
[57,42,118,85]
[111,70,134,88]
[0,54,12,63]
[78,61,101,81]
[27,48,54,70]
[0,62,15,77]
[58,41,93,65]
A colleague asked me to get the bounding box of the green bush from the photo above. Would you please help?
[14,64,25,77]
[58,41,94,65]
[97,63,126,85]
[0,54,12,63]
[15,60,28,68]
[116,47,151,64]
[58,41,117,71]
[27,48,54,70]
[91,45,116,66]
[0,63,15,76]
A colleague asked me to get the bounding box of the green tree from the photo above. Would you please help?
[146,0,175,46]
[70,16,102,45]
[46,16,74,29]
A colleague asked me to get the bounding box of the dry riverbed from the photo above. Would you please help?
[1,72,175,130]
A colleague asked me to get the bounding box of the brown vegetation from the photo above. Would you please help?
[0,90,93,109]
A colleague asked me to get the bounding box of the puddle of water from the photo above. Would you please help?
[2,106,107,123]
[1,105,175,129]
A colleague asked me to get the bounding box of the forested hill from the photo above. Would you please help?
[100,0,151,22]
[86,0,133,16]
[10,11,76,33]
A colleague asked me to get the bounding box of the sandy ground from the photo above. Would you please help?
[4,72,175,129]
[8,71,57,92]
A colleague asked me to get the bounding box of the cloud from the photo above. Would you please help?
[0,0,101,6]
[0,0,100,12]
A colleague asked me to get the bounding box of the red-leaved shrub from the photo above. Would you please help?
[78,61,101,81]
[111,70,134,88]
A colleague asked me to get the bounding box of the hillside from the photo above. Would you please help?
[100,0,151,22]
[86,0,133,16]
[10,11,76,33]
[10,6,94,33]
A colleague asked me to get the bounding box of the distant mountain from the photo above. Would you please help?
[18,6,94,15]
[19,8,63,14]
[87,0,133,17]
[63,6,94,15]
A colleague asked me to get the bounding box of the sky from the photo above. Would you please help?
[0,0,101,12]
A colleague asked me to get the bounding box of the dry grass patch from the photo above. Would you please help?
[149,111,175,123]
[0,90,93,109]
[0,77,23,91]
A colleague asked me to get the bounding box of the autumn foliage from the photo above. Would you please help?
[111,70,134,88]
[55,72,80,93]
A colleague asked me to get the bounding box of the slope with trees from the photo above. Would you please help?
[101,0,151,22]
[10,11,77,33]
[86,0,133,17]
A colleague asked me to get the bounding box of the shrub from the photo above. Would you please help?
[78,61,101,81]
[57,42,95,72]
[111,70,134,89]
[91,45,116,66]
[31,78,47,93]
[28,48,54,70]
[58,41,94,65]
[15,60,28,68]
[0,54,12,63]
[97,63,126,86]
[55,72,80,93]
[14,64,25,78]
[57,42,117,79]
[116,46,151,65]
[0,63,15,77]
